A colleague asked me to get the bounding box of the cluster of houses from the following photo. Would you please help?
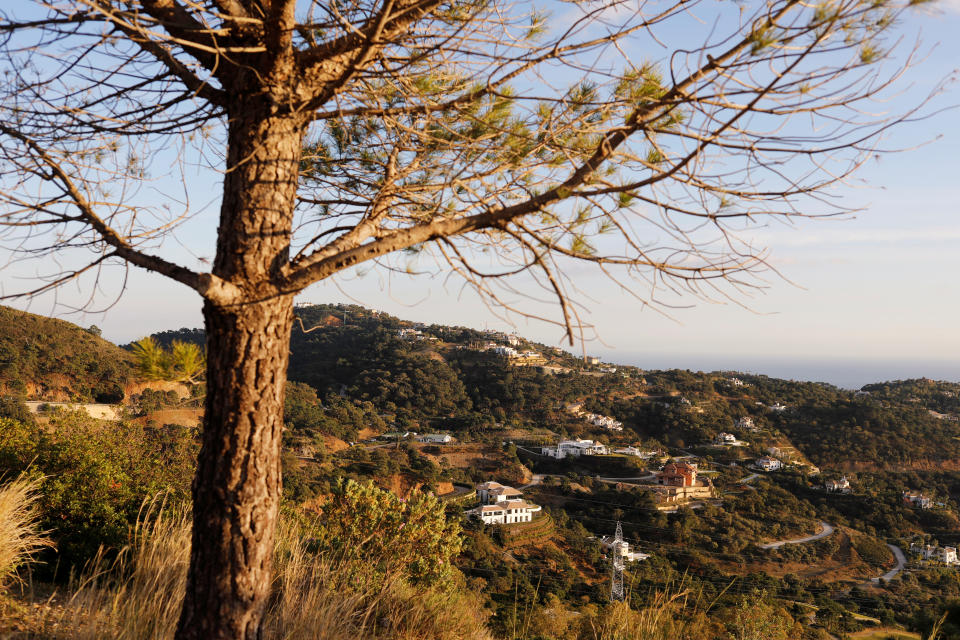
[467,481,542,525]
[902,490,933,509]
[565,403,623,431]
[491,345,545,364]
[541,439,608,459]
[910,543,959,565]
[583,412,623,431]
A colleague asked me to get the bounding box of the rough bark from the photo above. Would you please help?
[175,99,304,639]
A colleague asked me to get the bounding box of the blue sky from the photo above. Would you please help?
[5,1,959,388]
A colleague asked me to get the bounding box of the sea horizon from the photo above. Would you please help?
[601,352,960,390]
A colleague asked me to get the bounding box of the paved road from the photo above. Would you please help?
[871,544,906,583]
[759,521,834,549]
[741,473,761,484]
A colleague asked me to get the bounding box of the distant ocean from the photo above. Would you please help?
[605,352,960,390]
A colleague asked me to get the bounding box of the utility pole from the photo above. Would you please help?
[611,521,625,602]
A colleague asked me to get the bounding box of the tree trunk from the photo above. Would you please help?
[177,297,294,639]
[176,103,304,639]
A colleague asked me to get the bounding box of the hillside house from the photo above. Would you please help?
[825,476,851,493]
[736,416,757,431]
[650,462,714,503]
[657,462,698,487]
[585,356,601,365]
[613,446,659,459]
[912,543,960,565]
[713,432,737,446]
[476,481,523,504]
[542,439,608,458]
[584,413,624,431]
[507,334,521,346]
[903,491,933,509]
[755,456,783,472]
[600,536,650,562]
[416,433,454,444]
[469,499,541,525]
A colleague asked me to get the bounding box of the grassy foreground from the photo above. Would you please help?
[0,476,944,640]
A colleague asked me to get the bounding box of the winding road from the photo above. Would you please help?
[759,521,835,549]
[871,544,907,583]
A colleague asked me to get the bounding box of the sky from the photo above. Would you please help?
[3,1,959,389]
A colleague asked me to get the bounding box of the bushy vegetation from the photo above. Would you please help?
[0,414,196,572]
[0,306,132,402]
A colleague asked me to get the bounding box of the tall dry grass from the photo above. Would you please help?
[60,501,190,640]
[53,503,492,640]
[586,590,715,640]
[0,475,51,589]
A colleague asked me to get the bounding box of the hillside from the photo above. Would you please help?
[4,303,960,639]
[0,306,133,402]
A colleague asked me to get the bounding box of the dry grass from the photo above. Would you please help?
[0,475,52,590]
[44,503,491,640]
[589,591,713,640]
[58,500,190,640]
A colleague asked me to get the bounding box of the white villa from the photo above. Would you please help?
[735,416,757,431]
[826,476,851,493]
[903,491,933,509]
[476,481,524,504]
[470,482,541,525]
[470,500,542,525]
[541,439,608,458]
[416,433,454,444]
[911,543,959,565]
[755,456,783,472]
[613,446,659,459]
[713,432,737,446]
